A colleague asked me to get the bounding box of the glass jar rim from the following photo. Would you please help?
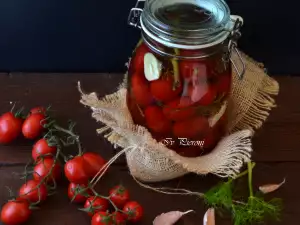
[141,0,233,49]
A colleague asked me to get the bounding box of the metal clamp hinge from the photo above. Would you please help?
[127,0,145,29]
[224,17,246,80]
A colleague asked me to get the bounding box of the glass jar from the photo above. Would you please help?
[127,0,245,157]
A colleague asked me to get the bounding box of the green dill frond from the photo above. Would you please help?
[204,181,233,210]
[232,196,282,225]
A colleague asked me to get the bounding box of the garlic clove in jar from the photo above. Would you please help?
[144,53,162,81]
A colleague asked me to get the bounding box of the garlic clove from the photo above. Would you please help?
[144,53,162,81]
[203,208,215,225]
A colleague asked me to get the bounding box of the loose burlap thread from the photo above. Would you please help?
[79,51,279,183]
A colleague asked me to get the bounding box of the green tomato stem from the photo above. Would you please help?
[171,48,180,90]
[53,124,83,155]
[248,161,254,198]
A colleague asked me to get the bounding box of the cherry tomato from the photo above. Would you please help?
[150,76,183,103]
[84,196,109,217]
[30,106,47,115]
[127,96,146,125]
[109,185,130,208]
[0,112,23,144]
[33,158,61,184]
[188,82,216,106]
[144,105,172,134]
[175,147,204,157]
[131,43,149,73]
[163,97,196,121]
[82,152,106,178]
[179,60,208,79]
[131,72,153,107]
[19,180,48,203]
[173,116,209,138]
[111,211,127,225]
[202,129,218,150]
[91,212,112,225]
[68,183,91,204]
[64,156,91,184]
[32,138,57,162]
[22,113,46,139]
[123,201,143,223]
[0,200,31,225]
[217,74,231,95]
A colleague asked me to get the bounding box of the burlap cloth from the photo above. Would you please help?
[79,51,279,182]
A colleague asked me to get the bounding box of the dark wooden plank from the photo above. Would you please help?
[253,76,300,162]
[0,162,295,225]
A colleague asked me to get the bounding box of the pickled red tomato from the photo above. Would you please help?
[179,59,209,80]
[127,97,145,125]
[173,116,209,138]
[163,97,196,121]
[216,74,231,95]
[131,72,153,107]
[144,105,172,134]
[175,146,203,157]
[131,43,150,73]
[150,75,183,103]
[188,82,217,106]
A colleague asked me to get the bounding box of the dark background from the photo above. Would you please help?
[0,0,298,75]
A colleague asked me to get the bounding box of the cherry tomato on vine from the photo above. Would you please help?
[30,106,47,115]
[22,113,46,139]
[33,158,61,184]
[123,201,143,223]
[64,156,91,184]
[68,183,91,204]
[19,180,48,203]
[82,152,106,178]
[91,212,112,225]
[83,196,109,217]
[109,185,130,208]
[0,112,23,144]
[0,200,31,225]
[111,211,127,225]
[32,138,57,162]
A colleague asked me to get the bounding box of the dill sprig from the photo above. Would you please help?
[233,196,282,225]
[203,162,282,225]
[204,180,233,210]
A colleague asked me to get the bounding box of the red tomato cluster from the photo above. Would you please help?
[68,184,143,225]
[0,105,114,225]
[0,106,47,144]
[0,106,57,225]
[128,42,231,156]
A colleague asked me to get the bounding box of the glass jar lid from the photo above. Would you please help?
[140,0,235,49]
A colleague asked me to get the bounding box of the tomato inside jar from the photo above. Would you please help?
[127,0,244,156]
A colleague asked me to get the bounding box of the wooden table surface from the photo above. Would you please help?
[0,73,298,225]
